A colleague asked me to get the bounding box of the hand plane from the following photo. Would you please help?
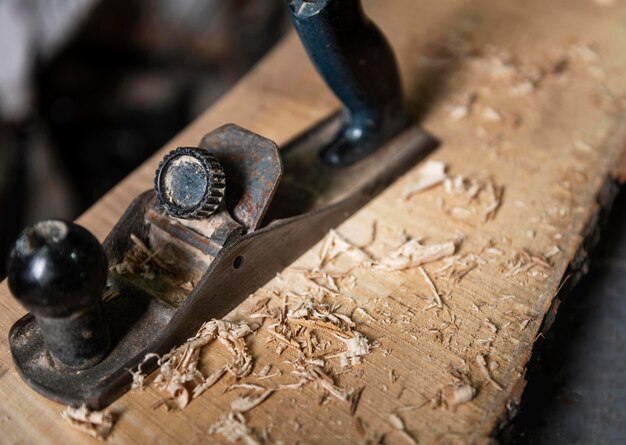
[6,0,437,408]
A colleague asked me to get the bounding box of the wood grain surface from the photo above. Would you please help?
[1,0,626,443]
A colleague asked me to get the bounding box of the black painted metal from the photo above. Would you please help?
[288,0,409,167]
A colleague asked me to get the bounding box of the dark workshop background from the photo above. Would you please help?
[0,1,623,444]
[0,0,288,279]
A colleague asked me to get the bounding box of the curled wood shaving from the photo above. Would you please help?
[375,239,456,271]
[230,389,275,413]
[128,353,158,391]
[403,160,447,199]
[61,405,114,440]
[130,320,256,410]
[227,383,267,392]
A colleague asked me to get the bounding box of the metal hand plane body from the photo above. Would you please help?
[6,0,437,408]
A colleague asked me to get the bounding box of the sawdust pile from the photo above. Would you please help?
[61,405,115,440]
[130,320,257,410]
[204,297,373,444]
[111,234,167,279]
[403,160,504,223]
[444,175,504,223]
[257,297,372,382]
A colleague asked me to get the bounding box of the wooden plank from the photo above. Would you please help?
[1,0,625,443]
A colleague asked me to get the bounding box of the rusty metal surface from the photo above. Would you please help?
[8,123,436,408]
[200,124,282,231]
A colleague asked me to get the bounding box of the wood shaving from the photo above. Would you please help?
[443,383,476,407]
[419,266,443,310]
[227,383,267,392]
[482,178,504,222]
[61,405,114,440]
[476,354,503,391]
[130,320,256,410]
[403,160,447,199]
[545,245,561,258]
[318,229,374,268]
[261,297,371,405]
[443,174,503,222]
[338,332,371,367]
[256,364,271,378]
[505,250,552,276]
[388,413,418,445]
[230,390,274,413]
[350,386,365,416]
[435,253,484,284]
[481,106,503,123]
[354,307,377,323]
[444,175,481,198]
[209,411,262,445]
[448,92,477,120]
[292,358,352,402]
[375,239,456,271]
[450,207,474,220]
[111,233,167,279]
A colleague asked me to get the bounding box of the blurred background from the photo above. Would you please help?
[0,0,289,278]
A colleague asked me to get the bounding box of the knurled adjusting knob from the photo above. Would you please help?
[155,147,226,219]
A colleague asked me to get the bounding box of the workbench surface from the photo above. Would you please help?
[1,0,625,443]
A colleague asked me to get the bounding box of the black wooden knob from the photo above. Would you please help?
[7,220,110,369]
